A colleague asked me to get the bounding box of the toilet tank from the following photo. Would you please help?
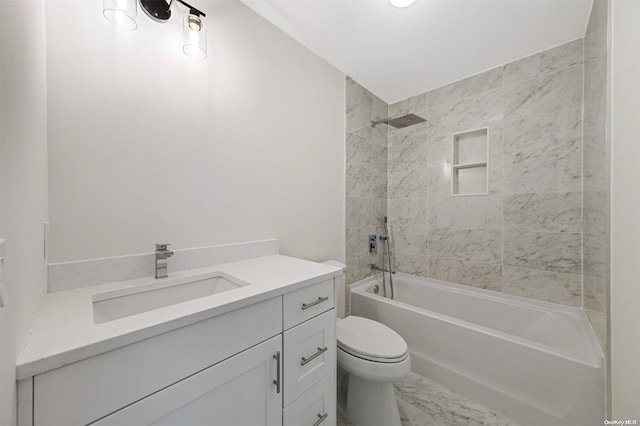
[322,260,346,319]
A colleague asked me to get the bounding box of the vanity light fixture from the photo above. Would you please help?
[183,10,207,59]
[389,0,417,8]
[103,0,207,60]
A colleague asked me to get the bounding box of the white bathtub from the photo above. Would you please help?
[350,273,605,426]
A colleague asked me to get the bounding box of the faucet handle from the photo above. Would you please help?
[156,243,170,251]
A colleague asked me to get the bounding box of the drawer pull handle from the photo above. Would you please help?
[301,346,328,366]
[302,296,329,310]
[273,351,281,394]
[313,413,329,426]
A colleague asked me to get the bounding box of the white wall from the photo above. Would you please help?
[0,1,49,424]
[610,0,640,419]
[47,0,345,263]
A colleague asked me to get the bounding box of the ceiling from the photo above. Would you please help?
[241,0,593,104]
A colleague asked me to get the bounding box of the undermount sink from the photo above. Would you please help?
[93,273,248,324]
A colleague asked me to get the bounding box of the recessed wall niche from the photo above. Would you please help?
[451,128,489,196]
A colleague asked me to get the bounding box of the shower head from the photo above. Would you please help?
[371,113,426,129]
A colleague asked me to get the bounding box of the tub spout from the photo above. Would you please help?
[371,263,395,274]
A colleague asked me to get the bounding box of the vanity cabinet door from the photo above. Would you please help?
[94,335,282,426]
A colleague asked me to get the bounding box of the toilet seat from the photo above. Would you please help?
[337,316,408,363]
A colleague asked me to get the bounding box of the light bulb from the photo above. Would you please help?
[183,14,207,60]
[389,0,416,8]
[189,17,202,31]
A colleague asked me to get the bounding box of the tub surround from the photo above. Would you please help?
[345,39,588,314]
[345,36,612,343]
[18,241,342,379]
[385,38,584,307]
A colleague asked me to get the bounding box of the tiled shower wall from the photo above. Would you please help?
[386,38,585,308]
[583,0,608,349]
[345,77,388,311]
[345,29,609,348]
[345,39,589,311]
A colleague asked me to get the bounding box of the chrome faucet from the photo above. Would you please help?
[155,244,174,279]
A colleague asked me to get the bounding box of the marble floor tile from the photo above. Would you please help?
[339,372,519,426]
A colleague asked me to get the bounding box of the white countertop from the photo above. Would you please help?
[17,255,342,379]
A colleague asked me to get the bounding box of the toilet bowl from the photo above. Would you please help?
[322,261,411,426]
[337,316,411,426]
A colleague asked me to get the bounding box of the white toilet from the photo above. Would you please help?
[323,261,411,426]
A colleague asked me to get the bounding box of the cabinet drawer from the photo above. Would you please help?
[283,309,335,406]
[95,336,283,426]
[283,279,334,330]
[34,297,282,426]
[284,372,336,426]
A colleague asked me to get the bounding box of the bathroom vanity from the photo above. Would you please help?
[16,244,340,426]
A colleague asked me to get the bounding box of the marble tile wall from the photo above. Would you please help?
[345,26,609,349]
[345,77,388,313]
[385,38,585,308]
[583,0,609,351]
[501,39,584,307]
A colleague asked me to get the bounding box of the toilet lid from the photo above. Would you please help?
[337,316,407,362]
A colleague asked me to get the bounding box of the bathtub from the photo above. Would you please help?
[350,273,605,426]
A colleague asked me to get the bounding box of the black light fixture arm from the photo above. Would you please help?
[173,0,206,17]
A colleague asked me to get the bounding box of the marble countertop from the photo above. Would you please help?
[17,255,342,379]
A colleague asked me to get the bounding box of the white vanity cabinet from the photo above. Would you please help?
[94,335,283,426]
[20,275,338,426]
[31,297,283,426]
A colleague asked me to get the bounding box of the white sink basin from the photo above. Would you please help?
[93,273,248,324]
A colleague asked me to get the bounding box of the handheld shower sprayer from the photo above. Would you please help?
[381,216,394,299]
